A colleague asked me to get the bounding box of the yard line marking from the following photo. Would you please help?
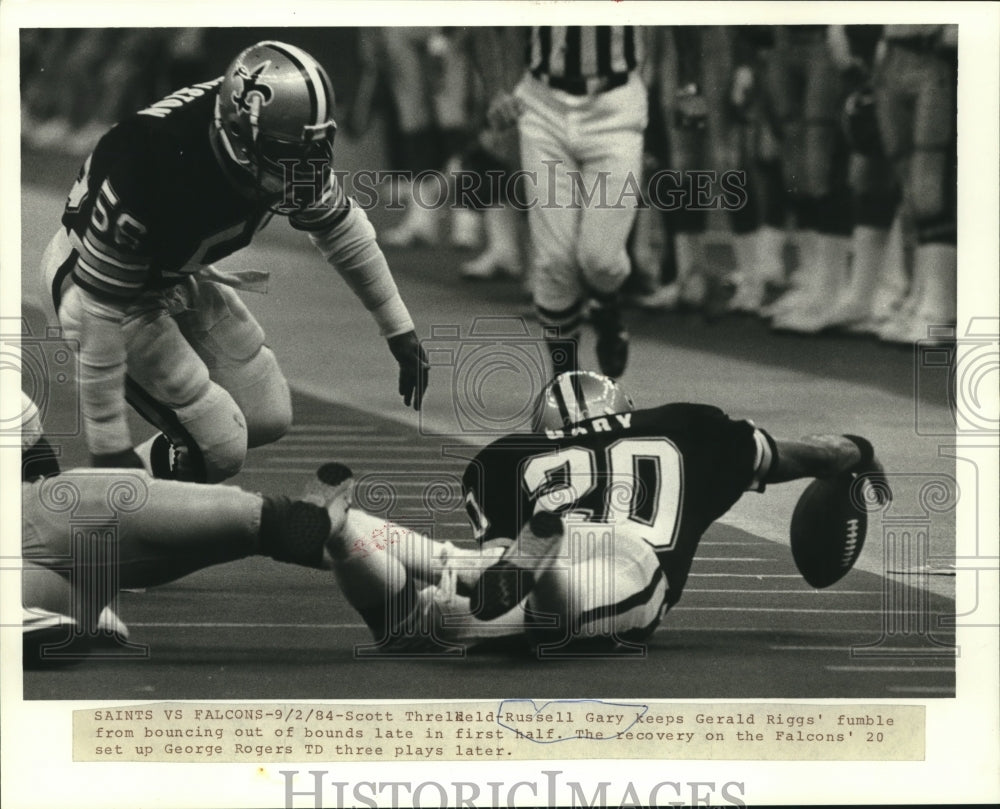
[679,607,940,614]
[126,621,947,638]
[826,665,954,673]
[130,622,370,629]
[689,573,805,578]
[772,644,957,654]
[266,457,464,466]
[685,589,878,595]
[270,439,428,447]
[887,686,955,694]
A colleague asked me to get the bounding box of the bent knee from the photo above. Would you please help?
[577,244,629,294]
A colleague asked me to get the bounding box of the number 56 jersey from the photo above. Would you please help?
[461,403,777,607]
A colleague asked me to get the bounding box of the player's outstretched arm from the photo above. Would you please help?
[306,201,429,409]
[766,434,890,504]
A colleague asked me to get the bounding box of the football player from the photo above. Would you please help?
[40,41,429,483]
[322,371,890,652]
[19,390,348,666]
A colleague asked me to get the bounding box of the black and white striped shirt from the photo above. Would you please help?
[528,26,643,80]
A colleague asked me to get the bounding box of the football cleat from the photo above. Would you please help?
[213,41,338,205]
[590,299,630,378]
[472,511,566,621]
[97,606,130,640]
[595,328,630,379]
[533,370,635,432]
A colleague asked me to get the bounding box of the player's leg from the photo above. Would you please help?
[772,35,853,333]
[575,75,648,379]
[22,469,339,632]
[896,45,957,343]
[43,266,249,483]
[380,28,441,247]
[516,77,585,378]
[118,295,248,483]
[175,277,293,450]
[316,464,521,648]
[526,520,669,650]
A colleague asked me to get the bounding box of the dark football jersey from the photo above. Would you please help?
[461,403,771,605]
[59,79,350,303]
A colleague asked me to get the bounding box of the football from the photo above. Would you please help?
[789,474,868,589]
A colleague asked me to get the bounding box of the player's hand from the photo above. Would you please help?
[843,435,892,507]
[486,92,524,131]
[91,448,145,470]
[674,83,708,130]
[387,330,429,410]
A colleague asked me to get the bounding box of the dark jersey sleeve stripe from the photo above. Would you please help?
[72,255,145,301]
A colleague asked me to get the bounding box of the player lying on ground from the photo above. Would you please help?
[40,40,429,484]
[319,371,890,651]
[19,392,343,667]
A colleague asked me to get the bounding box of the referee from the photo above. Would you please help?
[484,26,649,380]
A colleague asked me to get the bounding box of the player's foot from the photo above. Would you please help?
[595,328,629,379]
[628,283,678,311]
[382,213,438,248]
[472,511,565,621]
[450,208,482,249]
[726,278,766,314]
[460,246,522,280]
[97,606,130,640]
[678,272,708,308]
[770,303,829,335]
[303,462,355,541]
[591,299,629,379]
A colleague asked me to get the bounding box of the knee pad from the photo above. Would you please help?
[214,346,292,448]
[123,311,213,406]
[174,384,248,482]
[182,280,266,367]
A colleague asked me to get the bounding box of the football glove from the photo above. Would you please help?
[387,330,429,410]
[91,448,145,470]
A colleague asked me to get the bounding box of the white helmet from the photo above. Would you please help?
[533,371,635,432]
[213,41,337,206]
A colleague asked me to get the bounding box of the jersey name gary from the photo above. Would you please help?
[60,79,350,304]
[461,403,768,604]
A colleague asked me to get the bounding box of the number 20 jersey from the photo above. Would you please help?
[461,403,775,607]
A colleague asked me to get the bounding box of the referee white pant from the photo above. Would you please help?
[515,72,648,314]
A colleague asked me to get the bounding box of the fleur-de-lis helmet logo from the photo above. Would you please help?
[231,62,274,138]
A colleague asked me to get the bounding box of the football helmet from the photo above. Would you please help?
[213,41,337,206]
[533,371,635,432]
